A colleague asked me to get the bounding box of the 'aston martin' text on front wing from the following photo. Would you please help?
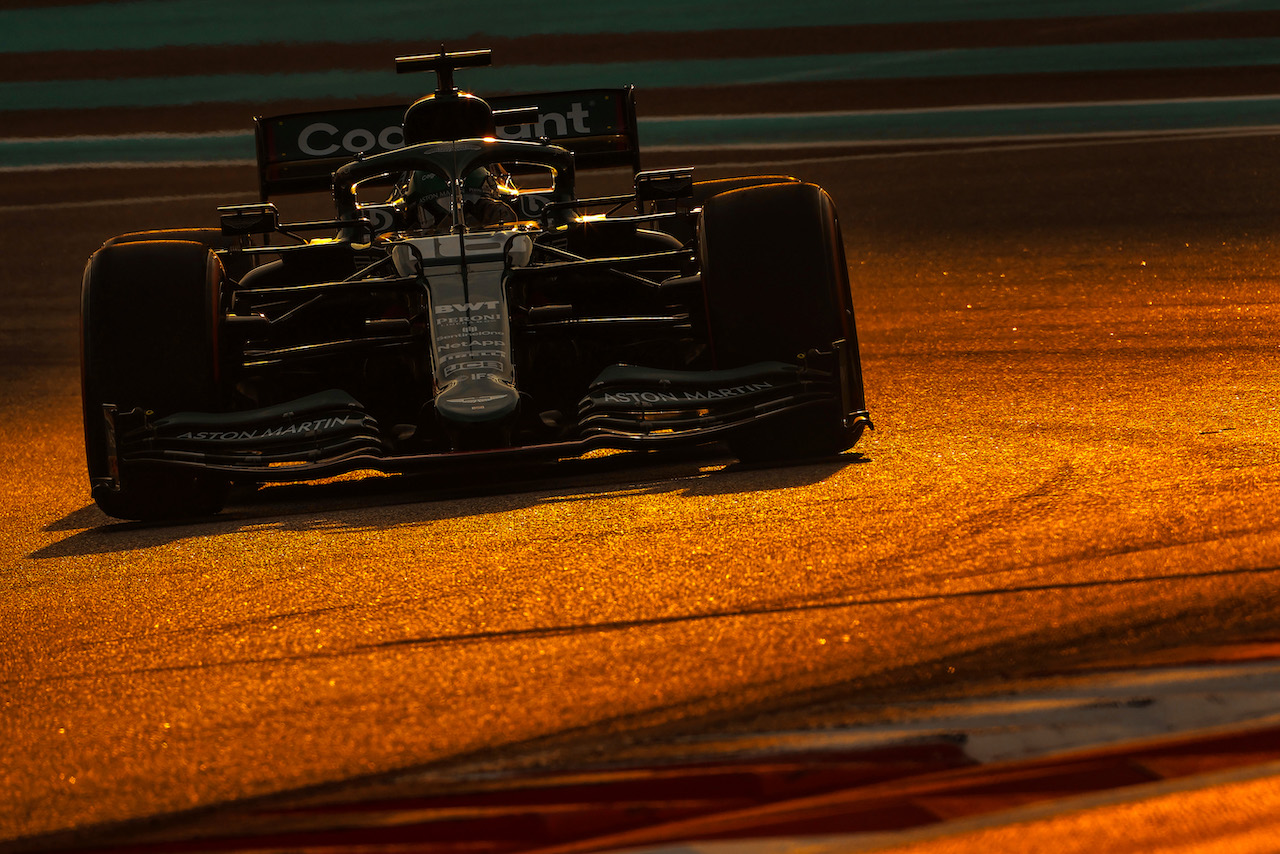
[80,49,871,520]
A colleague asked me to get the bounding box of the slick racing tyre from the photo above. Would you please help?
[658,175,799,245]
[81,240,229,520]
[101,228,236,250]
[699,181,857,461]
[102,228,254,280]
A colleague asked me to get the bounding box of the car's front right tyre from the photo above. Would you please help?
[81,240,229,520]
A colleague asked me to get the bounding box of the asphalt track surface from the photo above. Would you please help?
[3,127,1280,848]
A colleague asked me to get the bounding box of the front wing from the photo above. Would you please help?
[92,359,871,491]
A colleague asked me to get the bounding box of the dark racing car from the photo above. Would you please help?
[80,49,871,521]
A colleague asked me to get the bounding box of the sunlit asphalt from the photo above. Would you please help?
[3,134,1280,844]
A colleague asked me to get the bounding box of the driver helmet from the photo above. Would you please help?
[405,167,517,232]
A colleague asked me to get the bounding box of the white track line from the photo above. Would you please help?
[676,125,1280,168]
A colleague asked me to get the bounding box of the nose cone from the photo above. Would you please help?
[435,375,519,424]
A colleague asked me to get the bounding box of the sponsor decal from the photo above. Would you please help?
[297,122,405,157]
[436,313,502,325]
[496,103,591,140]
[516,195,549,218]
[452,394,508,405]
[175,415,352,442]
[439,340,505,350]
[441,350,505,364]
[445,360,503,373]
[285,99,609,160]
[599,382,776,407]
[362,206,397,234]
[435,301,500,315]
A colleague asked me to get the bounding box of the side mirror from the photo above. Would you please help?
[635,168,694,204]
[219,203,280,236]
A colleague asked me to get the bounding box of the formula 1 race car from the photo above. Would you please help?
[81,50,871,520]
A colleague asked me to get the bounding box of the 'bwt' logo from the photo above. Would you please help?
[295,103,592,157]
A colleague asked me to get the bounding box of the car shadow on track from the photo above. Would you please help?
[31,448,871,559]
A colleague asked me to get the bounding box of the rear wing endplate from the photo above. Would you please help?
[254,87,640,200]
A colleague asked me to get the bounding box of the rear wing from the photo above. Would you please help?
[254,87,640,200]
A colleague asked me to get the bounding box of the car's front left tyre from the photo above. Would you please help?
[698,181,862,462]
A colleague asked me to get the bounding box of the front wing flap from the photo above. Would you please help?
[578,361,832,439]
